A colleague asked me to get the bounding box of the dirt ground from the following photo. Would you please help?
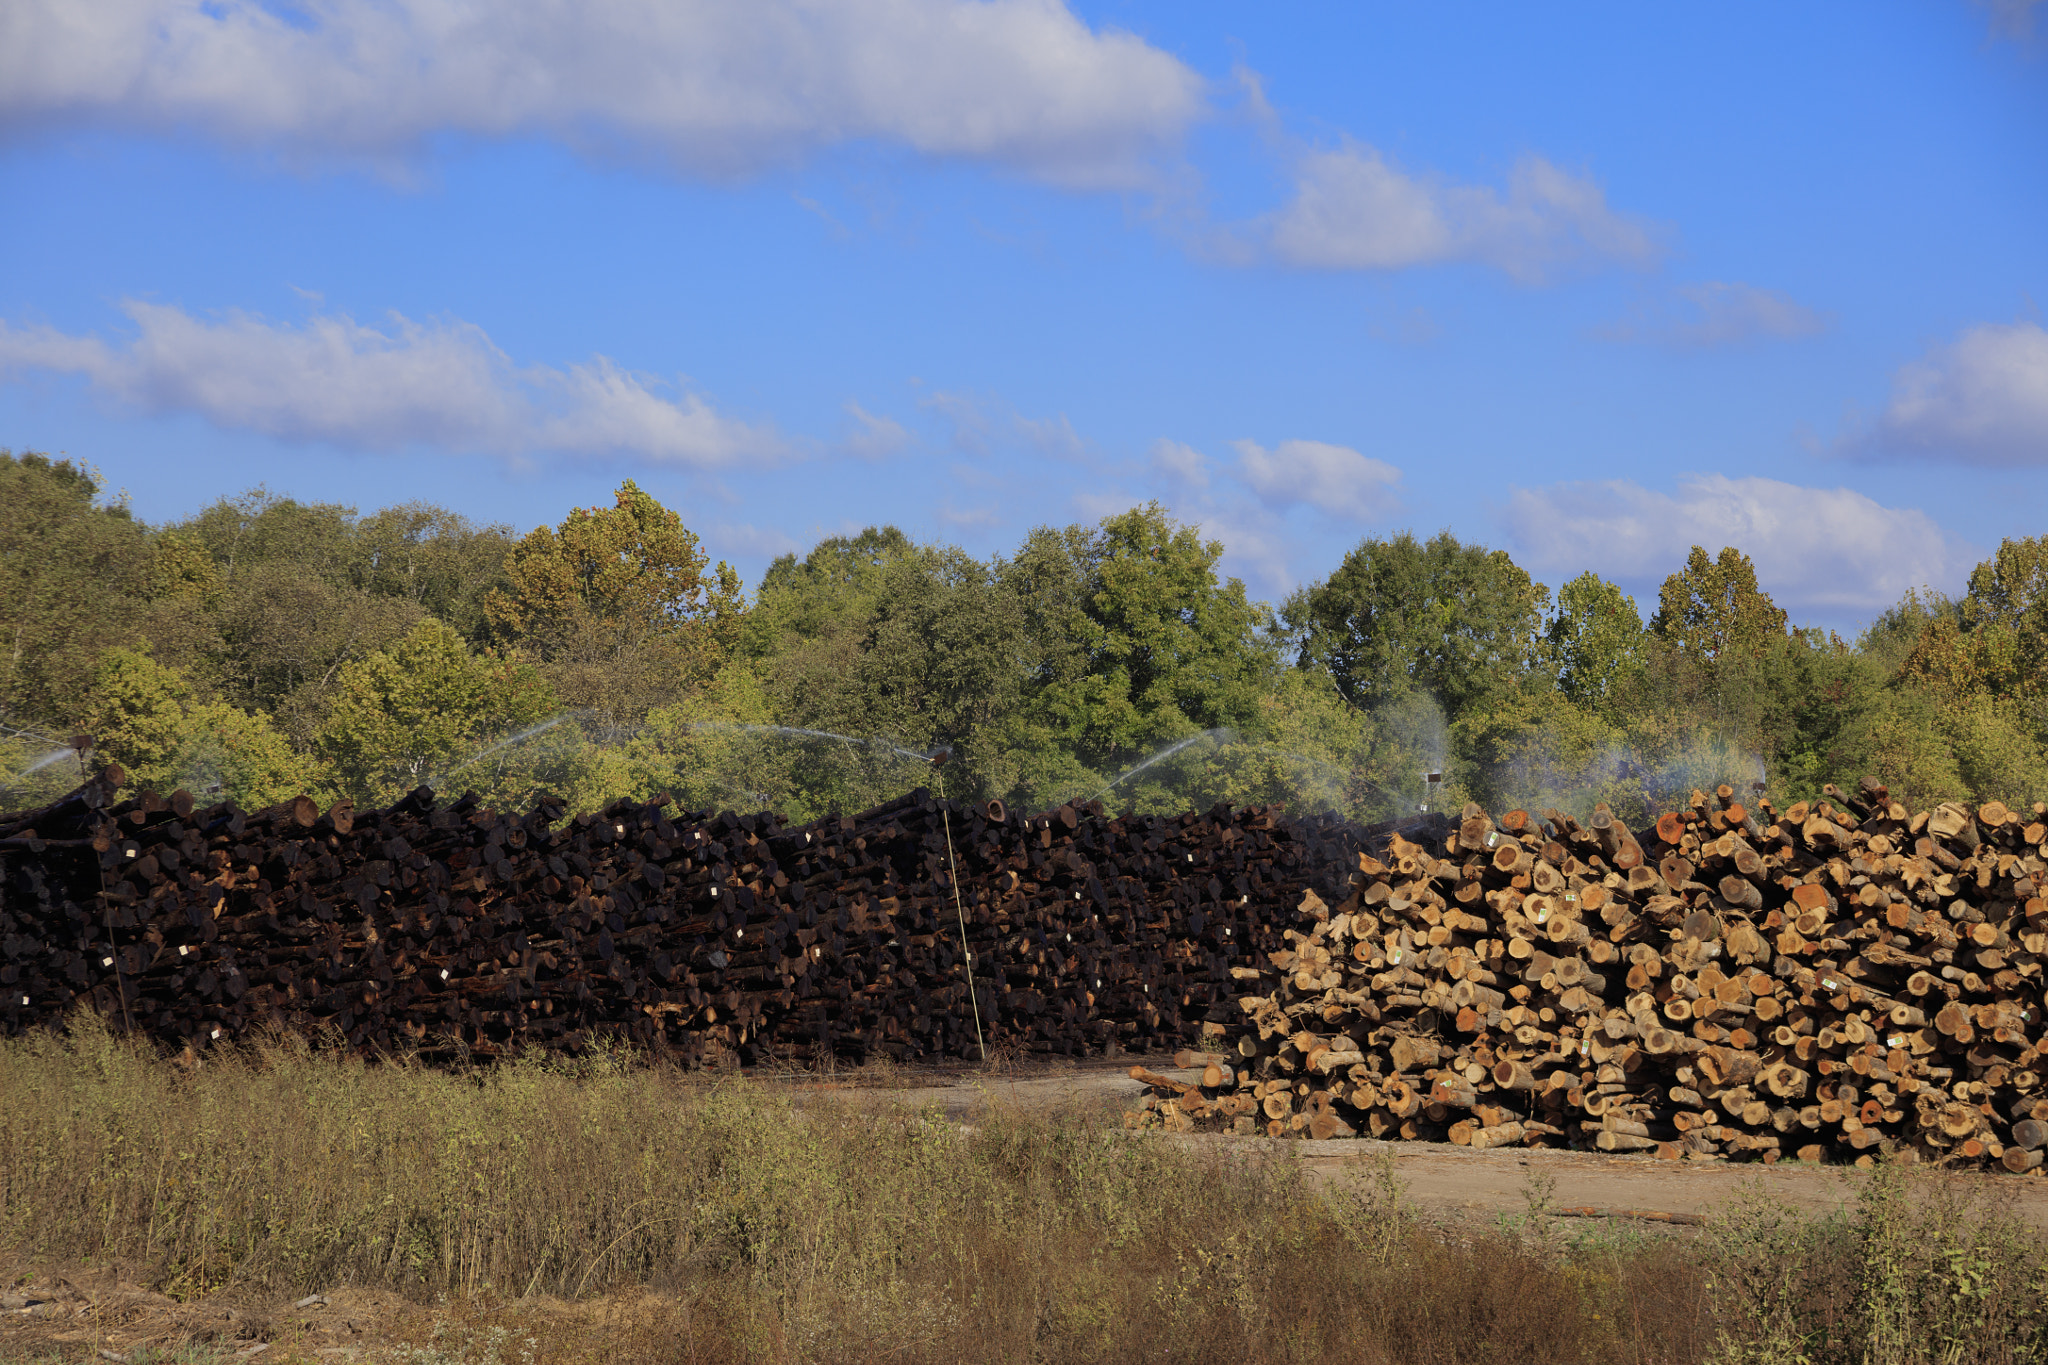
[8,1055,2047,1363]
[799,1056,2048,1226]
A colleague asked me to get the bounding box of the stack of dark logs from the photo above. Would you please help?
[0,767,1375,1066]
[1131,779,2048,1172]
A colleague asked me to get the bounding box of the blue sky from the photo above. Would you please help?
[3,1,2044,635]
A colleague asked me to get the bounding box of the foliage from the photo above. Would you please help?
[1549,571,1647,723]
[1008,503,1278,770]
[80,645,300,806]
[1650,545,1790,668]
[1287,529,1551,721]
[3,455,2046,823]
[314,621,557,806]
[485,480,742,730]
[0,451,157,724]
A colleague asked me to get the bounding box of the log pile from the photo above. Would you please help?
[1130,780,2048,1171]
[0,768,1374,1065]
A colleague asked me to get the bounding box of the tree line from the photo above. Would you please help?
[3,448,2043,824]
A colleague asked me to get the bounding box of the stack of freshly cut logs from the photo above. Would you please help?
[1130,779,2048,1172]
[0,766,1379,1065]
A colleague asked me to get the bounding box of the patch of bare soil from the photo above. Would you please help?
[0,1262,705,1365]
[0,1255,415,1363]
[782,1054,2048,1228]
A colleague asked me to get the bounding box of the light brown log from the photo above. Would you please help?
[1468,1122,1528,1150]
[1595,1131,1660,1152]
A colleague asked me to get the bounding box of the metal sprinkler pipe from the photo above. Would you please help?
[931,749,986,1062]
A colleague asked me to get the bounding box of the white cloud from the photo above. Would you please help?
[1857,321,2048,466]
[1014,410,1086,458]
[1265,143,1659,280]
[918,389,992,454]
[1149,438,1209,490]
[915,388,1091,458]
[1505,474,1975,614]
[842,401,910,458]
[1068,487,1137,522]
[1598,281,1830,349]
[0,0,1204,188]
[1187,506,1295,600]
[0,300,782,466]
[1231,438,1402,519]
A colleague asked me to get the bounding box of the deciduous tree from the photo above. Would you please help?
[315,620,555,804]
[1287,530,1550,720]
[80,646,300,806]
[1649,546,1788,666]
[486,481,742,727]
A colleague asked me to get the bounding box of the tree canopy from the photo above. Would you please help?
[1286,530,1550,718]
[2,449,2043,823]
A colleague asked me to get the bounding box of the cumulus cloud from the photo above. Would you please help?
[1232,438,1402,519]
[1187,506,1296,600]
[0,0,1204,188]
[0,300,782,466]
[1854,321,2048,466]
[1112,435,1402,597]
[1598,281,1830,349]
[1264,143,1659,281]
[1506,474,1975,614]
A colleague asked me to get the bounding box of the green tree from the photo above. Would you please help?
[1833,687,1967,811]
[743,526,919,652]
[1962,535,2048,652]
[315,620,555,804]
[0,452,156,725]
[486,480,742,727]
[1547,572,1647,723]
[80,646,301,806]
[1944,695,2048,805]
[1649,546,1789,667]
[1004,505,1277,788]
[1864,541,2048,806]
[1287,531,1550,721]
[1452,687,1623,819]
[654,530,1034,818]
[211,563,427,740]
[349,501,514,638]
[177,488,360,590]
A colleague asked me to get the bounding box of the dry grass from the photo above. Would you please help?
[2,1016,2045,1365]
